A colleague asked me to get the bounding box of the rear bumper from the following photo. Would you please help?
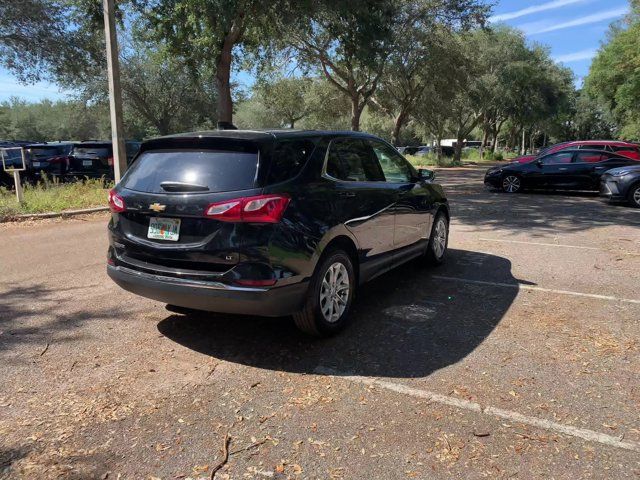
[107,264,308,317]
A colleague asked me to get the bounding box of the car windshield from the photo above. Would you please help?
[121,149,259,193]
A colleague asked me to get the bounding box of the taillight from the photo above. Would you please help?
[205,194,290,223]
[107,156,114,166]
[108,189,126,213]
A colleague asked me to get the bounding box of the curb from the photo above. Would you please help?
[2,206,109,222]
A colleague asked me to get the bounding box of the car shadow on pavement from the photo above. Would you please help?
[157,249,519,379]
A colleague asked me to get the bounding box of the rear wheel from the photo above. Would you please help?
[502,174,522,193]
[424,212,449,265]
[293,250,355,336]
[629,184,640,208]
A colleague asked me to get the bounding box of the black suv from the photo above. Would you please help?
[26,142,74,181]
[107,130,450,335]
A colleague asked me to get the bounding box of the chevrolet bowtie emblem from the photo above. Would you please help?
[149,203,166,212]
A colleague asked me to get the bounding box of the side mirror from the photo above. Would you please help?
[418,168,436,181]
[536,158,543,166]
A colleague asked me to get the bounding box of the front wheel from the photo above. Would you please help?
[502,175,522,193]
[293,250,355,336]
[628,184,640,208]
[424,212,449,265]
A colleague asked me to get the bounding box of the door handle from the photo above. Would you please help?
[338,191,356,198]
[558,167,568,171]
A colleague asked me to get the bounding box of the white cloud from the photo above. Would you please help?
[554,48,598,63]
[490,0,590,22]
[518,7,629,35]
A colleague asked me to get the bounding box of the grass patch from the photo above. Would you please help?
[0,177,111,220]
[405,153,462,168]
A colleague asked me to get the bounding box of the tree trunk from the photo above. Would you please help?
[454,134,464,164]
[435,133,443,161]
[520,128,526,155]
[480,128,489,159]
[215,44,233,127]
[350,96,362,131]
[391,111,407,146]
[215,17,244,128]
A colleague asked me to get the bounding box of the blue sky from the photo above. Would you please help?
[0,0,630,102]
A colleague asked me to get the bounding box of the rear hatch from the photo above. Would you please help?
[112,140,271,277]
[28,145,70,173]
[70,143,113,177]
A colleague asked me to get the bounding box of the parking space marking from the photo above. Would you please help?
[479,237,601,251]
[431,275,640,305]
[315,367,640,453]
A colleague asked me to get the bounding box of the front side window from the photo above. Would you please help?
[325,139,384,182]
[370,140,415,183]
[541,152,573,165]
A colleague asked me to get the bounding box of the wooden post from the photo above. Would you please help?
[13,170,23,203]
[103,0,127,183]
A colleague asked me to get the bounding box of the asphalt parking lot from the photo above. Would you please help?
[1,165,639,479]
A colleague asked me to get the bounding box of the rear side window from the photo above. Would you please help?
[575,152,606,163]
[326,139,384,182]
[267,140,315,184]
[122,149,259,193]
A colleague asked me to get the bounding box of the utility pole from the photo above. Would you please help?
[103,0,127,183]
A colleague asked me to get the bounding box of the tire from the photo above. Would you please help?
[502,174,522,193]
[628,184,640,208]
[293,250,356,336]
[424,212,449,266]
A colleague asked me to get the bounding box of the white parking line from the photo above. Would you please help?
[315,367,640,453]
[431,275,640,305]
[479,237,600,250]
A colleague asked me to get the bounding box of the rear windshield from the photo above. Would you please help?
[74,146,111,158]
[29,146,65,158]
[121,149,259,193]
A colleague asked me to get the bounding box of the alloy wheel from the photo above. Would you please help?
[433,217,447,259]
[502,175,521,193]
[633,187,640,207]
[319,262,350,323]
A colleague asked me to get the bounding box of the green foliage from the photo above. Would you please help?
[0,98,111,142]
[253,77,312,128]
[585,14,640,140]
[0,177,110,219]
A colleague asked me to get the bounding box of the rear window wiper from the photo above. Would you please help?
[160,181,210,192]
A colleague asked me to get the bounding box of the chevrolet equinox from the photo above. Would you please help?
[107,130,449,335]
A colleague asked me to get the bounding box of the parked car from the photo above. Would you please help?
[513,140,640,164]
[484,149,640,193]
[66,141,114,180]
[600,164,640,208]
[106,130,449,335]
[397,146,431,156]
[26,142,74,181]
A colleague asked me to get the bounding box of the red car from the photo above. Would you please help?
[515,140,640,164]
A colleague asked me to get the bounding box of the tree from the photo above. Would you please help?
[254,77,312,128]
[288,0,487,132]
[585,6,640,140]
[141,0,313,127]
[0,0,104,84]
[286,0,396,131]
